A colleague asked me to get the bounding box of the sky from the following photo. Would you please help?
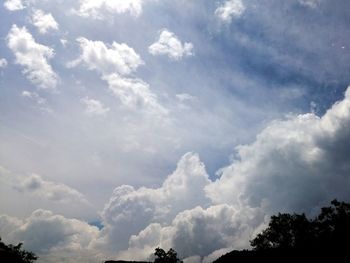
[1,0,350,262]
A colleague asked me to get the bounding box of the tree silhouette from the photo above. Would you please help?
[250,213,314,250]
[215,200,350,263]
[0,238,37,263]
[154,247,182,263]
[250,199,350,251]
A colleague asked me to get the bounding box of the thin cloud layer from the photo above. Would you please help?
[148,29,194,60]
[81,97,110,116]
[6,25,58,90]
[16,174,90,205]
[0,58,8,68]
[299,0,322,9]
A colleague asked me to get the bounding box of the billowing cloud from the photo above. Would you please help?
[123,205,265,261]
[106,86,350,261]
[0,210,101,263]
[31,9,59,34]
[17,174,89,205]
[3,0,25,11]
[206,86,350,215]
[80,97,110,115]
[215,0,245,23]
[97,152,211,252]
[148,29,194,60]
[70,37,165,112]
[6,25,58,90]
[77,0,144,19]
[0,58,8,68]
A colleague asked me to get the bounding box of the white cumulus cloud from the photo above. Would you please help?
[215,0,245,23]
[4,0,25,11]
[148,29,194,60]
[81,97,110,115]
[31,9,59,34]
[77,0,144,19]
[73,37,144,76]
[70,37,165,113]
[6,25,58,90]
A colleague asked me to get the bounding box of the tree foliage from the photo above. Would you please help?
[0,238,37,263]
[154,247,182,263]
[250,199,350,251]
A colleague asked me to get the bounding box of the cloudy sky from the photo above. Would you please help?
[1,0,350,262]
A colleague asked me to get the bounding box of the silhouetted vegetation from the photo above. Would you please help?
[154,247,182,263]
[215,199,350,262]
[0,238,37,263]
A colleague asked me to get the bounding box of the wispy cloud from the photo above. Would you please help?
[81,97,110,116]
[0,58,8,68]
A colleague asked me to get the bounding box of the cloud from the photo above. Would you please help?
[106,86,350,261]
[102,74,165,113]
[148,29,194,60]
[22,90,52,113]
[77,0,144,19]
[298,0,322,9]
[215,0,245,23]
[80,97,110,115]
[71,37,165,113]
[16,174,90,205]
[73,37,144,76]
[0,210,101,263]
[206,87,350,215]
[6,25,58,90]
[4,0,25,11]
[0,58,8,68]
[31,9,59,34]
[22,90,47,105]
[3,82,350,263]
[96,152,211,252]
[124,205,264,261]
